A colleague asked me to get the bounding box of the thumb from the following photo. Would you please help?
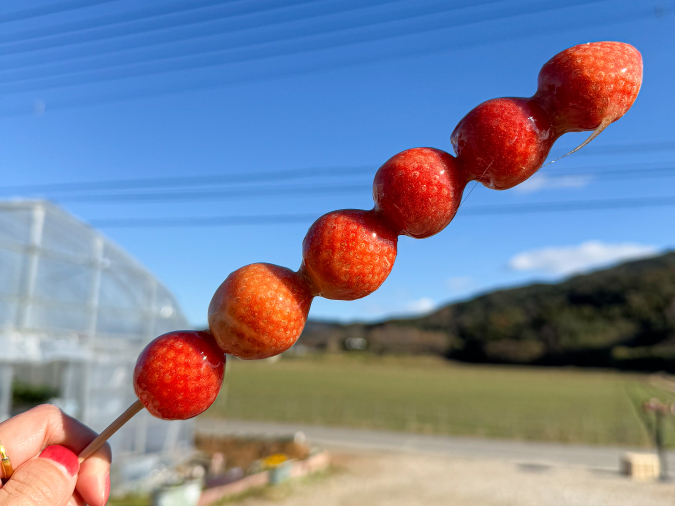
[0,446,79,506]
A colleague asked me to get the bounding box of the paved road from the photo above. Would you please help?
[196,418,675,471]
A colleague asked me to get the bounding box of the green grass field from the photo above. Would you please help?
[204,354,675,447]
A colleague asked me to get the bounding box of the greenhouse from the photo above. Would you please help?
[0,200,193,488]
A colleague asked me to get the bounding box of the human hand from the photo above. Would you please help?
[0,404,111,506]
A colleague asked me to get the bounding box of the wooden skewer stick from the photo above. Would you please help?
[79,399,144,463]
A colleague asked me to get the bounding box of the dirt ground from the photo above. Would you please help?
[235,450,675,506]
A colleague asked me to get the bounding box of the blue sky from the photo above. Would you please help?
[1,0,674,327]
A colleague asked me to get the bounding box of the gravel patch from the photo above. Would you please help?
[234,450,675,506]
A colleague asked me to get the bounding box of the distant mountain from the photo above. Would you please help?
[298,252,675,371]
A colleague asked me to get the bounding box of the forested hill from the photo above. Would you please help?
[299,252,675,371]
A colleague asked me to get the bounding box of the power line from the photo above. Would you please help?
[0,165,374,194]
[0,0,314,48]
[0,0,411,58]
[550,161,675,174]
[0,0,119,24]
[4,163,672,204]
[88,195,675,228]
[459,196,675,216]
[0,0,661,117]
[91,212,319,227]
[47,182,370,203]
[537,165,675,181]
[0,166,675,204]
[0,0,610,94]
[548,140,675,158]
[0,0,530,82]
[1,149,672,197]
[0,0,419,65]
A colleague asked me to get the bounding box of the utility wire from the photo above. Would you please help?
[0,0,442,66]
[0,165,374,194]
[0,0,393,55]
[0,0,119,24]
[1,147,673,197]
[534,165,675,181]
[4,163,673,203]
[88,195,675,228]
[549,139,675,158]
[47,182,371,203]
[0,0,518,78]
[0,0,663,117]
[91,212,319,227]
[0,0,316,47]
[0,0,611,94]
[460,196,675,216]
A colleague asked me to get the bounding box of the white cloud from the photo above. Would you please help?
[405,297,436,314]
[508,241,659,276]
[445,276,474,292]
[515,173,592,193]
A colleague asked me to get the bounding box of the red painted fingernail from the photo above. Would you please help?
[39,445,79,477]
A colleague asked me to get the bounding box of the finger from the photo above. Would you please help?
[0,405,95,468]
[66,489,86,506]
[0,445,79,506]
[76,443,111,506]
[0,405,112,505]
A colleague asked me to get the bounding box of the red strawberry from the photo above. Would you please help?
[373,148,467,238]
[208,263,314,360]
[301,209,397,300]
[134,331,225,420]
[535,41,643,133]
[451,97,557,190]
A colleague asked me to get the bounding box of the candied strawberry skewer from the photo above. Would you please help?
[208,41,643,360]
[79,41,642,463]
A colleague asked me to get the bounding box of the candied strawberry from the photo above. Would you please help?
[208,263,314,360]
[301,209,397,300]
[373,147,467,238]
[535,41,642,133]
[134,331,225,420]
[451,97,557,190]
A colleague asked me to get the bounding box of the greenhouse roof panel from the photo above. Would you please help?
[0,200,189,345]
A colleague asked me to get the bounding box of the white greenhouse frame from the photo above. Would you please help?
[0,200,195,489]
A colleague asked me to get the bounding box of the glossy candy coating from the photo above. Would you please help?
[208,263,314,360]
[134,330,225,420]
[535,41,642,133]
[451,97,556,190]
[301,209,397,300]
[202,41,642,363]
[373,148,467,238]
